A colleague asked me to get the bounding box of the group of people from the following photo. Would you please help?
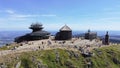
[0,37,104,57]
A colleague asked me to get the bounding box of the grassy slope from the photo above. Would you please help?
[91,45,120,68]
[0,45,120,68]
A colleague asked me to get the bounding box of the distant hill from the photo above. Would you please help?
[99,35,120,43]
[0,31,30,46]
[0,31,120,46]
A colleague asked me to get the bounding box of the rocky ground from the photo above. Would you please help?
[0,37,102,56]
[0,37,120,68]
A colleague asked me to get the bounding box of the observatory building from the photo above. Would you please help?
[15,23,50,43]
[55,25,72,40]
[84,30,97,40]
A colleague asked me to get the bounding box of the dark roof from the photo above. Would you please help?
[29,23,43,29]
[29,30,50,36]
[60,25,72,31]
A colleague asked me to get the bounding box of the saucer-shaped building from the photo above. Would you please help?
[15,23,50,43]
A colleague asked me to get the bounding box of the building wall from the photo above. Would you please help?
[85,33,97,40]
[55,31,72,40]
[15,34,49,43]
[55,32,60,40]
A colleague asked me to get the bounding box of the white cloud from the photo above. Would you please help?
[0,9,57,21]
[0,9,15,15]
[10,14,39,18]
[0,14,57,22]
[41,14,56,17]
[9,14,56,19]
[0,9,56,18]
[5,9,15,14]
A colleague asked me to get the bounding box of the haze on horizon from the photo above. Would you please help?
[0,0,120,31]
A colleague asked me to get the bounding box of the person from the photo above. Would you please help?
[38,46,40,49]
[47,40,52,45]
[42,41,44,44]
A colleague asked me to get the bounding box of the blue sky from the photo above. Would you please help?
[0,0,120,31]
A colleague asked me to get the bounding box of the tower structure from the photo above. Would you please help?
[104,31,109,45]
[29,23,43,32]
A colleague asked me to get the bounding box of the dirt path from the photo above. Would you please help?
[0,38,103,56]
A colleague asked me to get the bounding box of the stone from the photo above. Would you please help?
[55,52,60,62]
[73,52,79,58]
[82,52,93,58]
[84,58,93,68]
[65,60,76,68]
[15,61,21,68]
[113,58,120,64]
[0,63,7,68]
[37,61,48,68]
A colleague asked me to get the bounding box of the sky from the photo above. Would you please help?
[0,0,120,31]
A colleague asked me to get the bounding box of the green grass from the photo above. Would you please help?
[0,46,10,50]
[0,45,120,68]
[91,45,120,68]
[0,44,20,51]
